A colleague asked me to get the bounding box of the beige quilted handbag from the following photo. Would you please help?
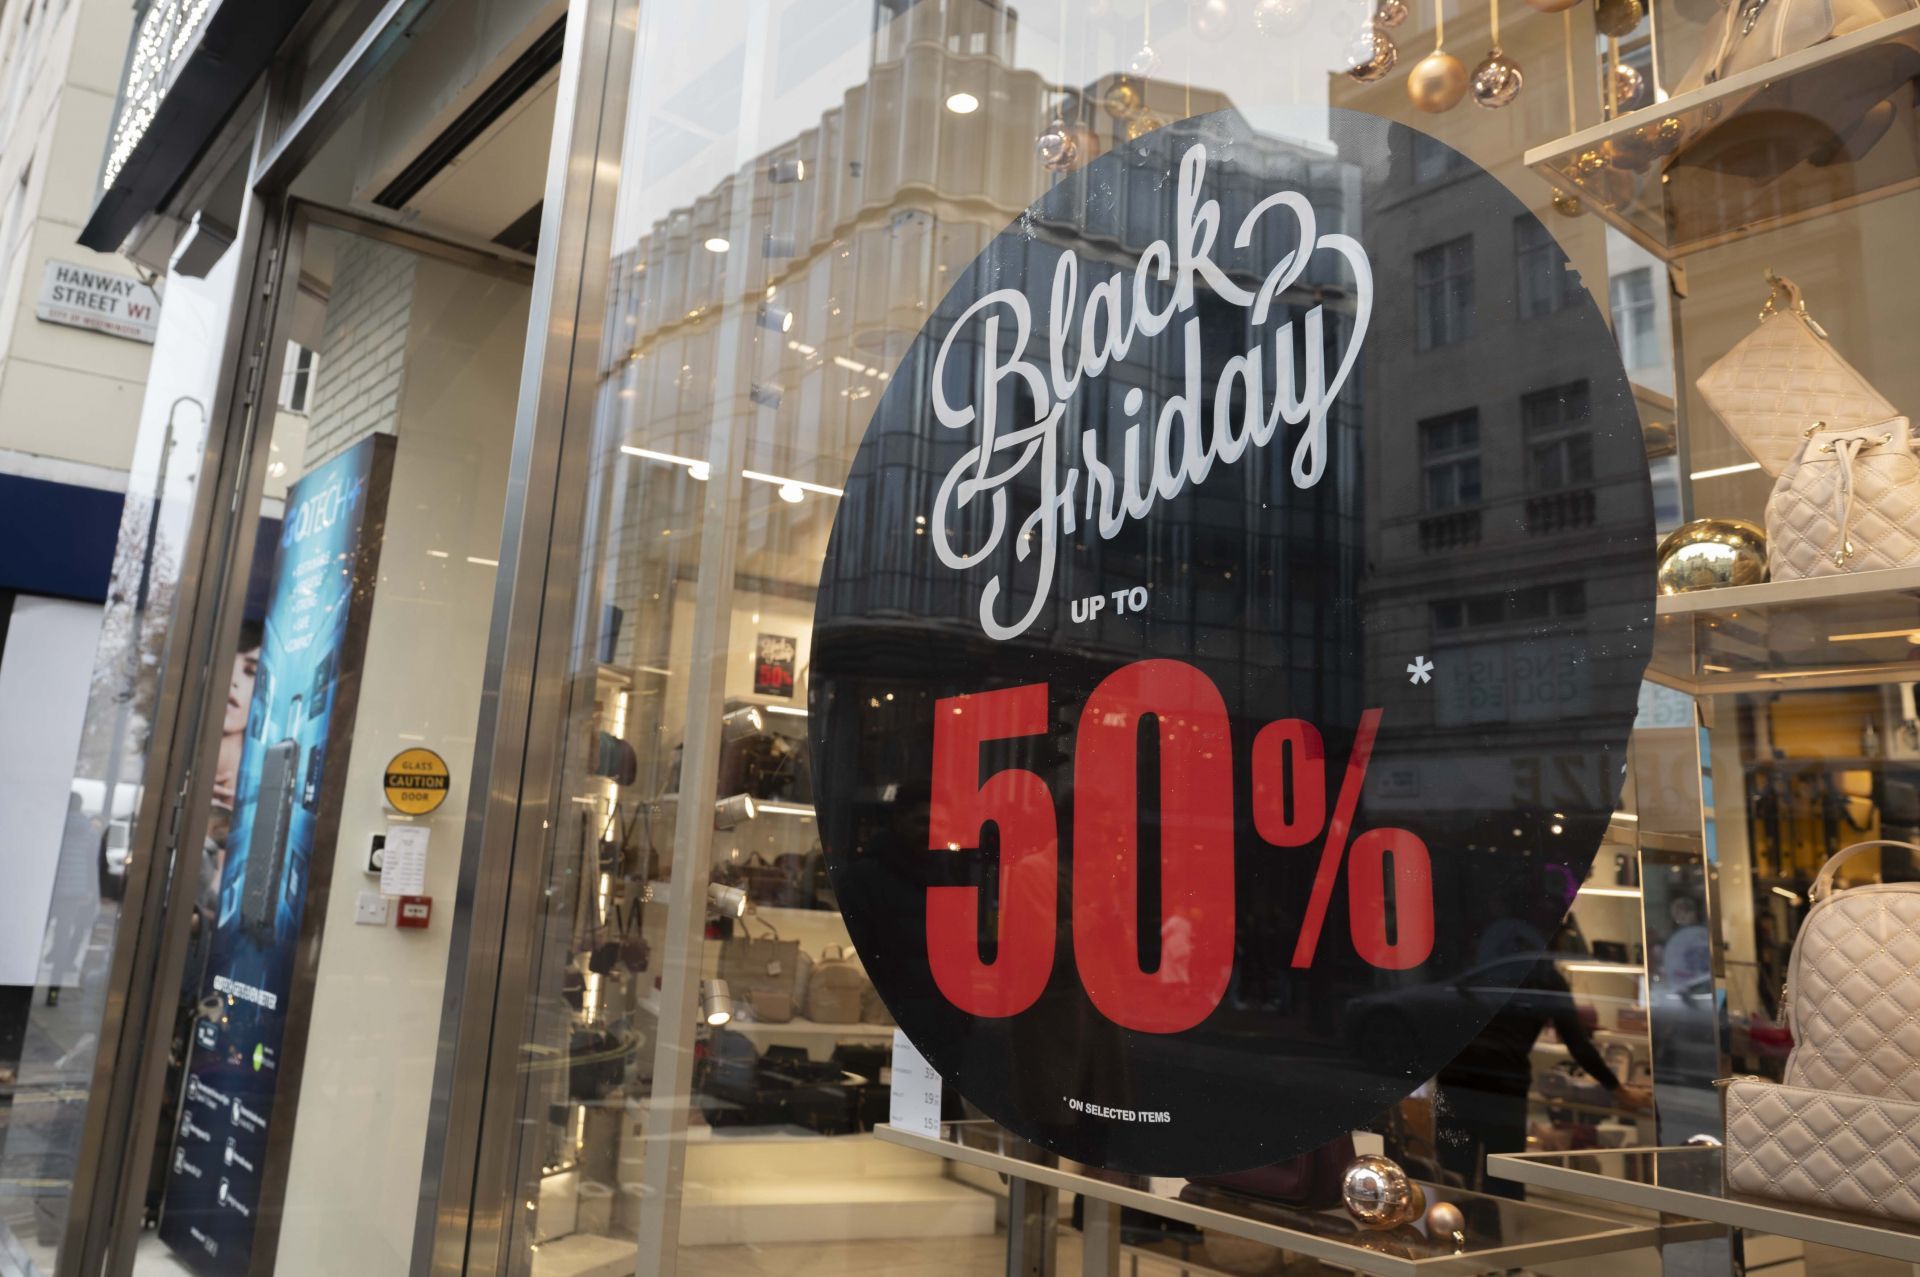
[1766,417,1920,579]
[1724,841,1920,1224]
[1696,275,1898,478]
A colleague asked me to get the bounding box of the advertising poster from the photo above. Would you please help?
[160,435,394,1271]
[810,110,1656,1175]
[753,632,798,697]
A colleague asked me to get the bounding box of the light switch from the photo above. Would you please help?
[354,891,390,926]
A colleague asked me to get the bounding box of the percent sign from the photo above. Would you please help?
[1252,708,1435,971]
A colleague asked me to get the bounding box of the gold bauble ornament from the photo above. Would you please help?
[1343,1156,1428,1230]
[1125,111,1167,140]
[1408,49,1469,111]
[1103,76,1143,117]
[1193,0,1236,38]
[1550,186,1586,216]
[1657,519,1769,593]
[1470,48,1523,106]
[1344,24,1399,81]
[1376,0,1411,25]
[1594,0,1643,37]
[1036,119,1079,171]
[1611,61,1647,109]
[1425,1200,1467,1242]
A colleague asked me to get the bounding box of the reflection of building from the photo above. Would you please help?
[1321,76,1656,977]
[0,0,151,998]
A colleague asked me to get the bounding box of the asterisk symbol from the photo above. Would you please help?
[1407,656,1434,685]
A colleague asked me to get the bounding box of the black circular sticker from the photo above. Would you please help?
[809,108,1655,1175]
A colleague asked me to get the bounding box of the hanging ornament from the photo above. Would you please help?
[1593,0,1643,37]
[1254,0,1311,34]
[1469,0,1522,107]
[1036,117,1080,171]
[1470,49,1523,105]
[1344,22,1399,80]
[1128,42,1161,75]
[1610,61,1647,108]
[1408,0,1468,111]
[1192,0,1236,37]
[1104,75,1144,116]
[1376,0,1411,25]
[1551,186,1586,216]
[1125,111,1168,140]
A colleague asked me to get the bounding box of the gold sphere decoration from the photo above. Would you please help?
[1657,518,1769,594]
[1573,148,1608,176]
[1125,111,1167,141]
[1550,186,1586,216]
[1036,119,1079,172]
[1376,0,1411,25]
[1343,1155,1428,1230]
[1611,62,1647,109]
[1470,48,1524,107]
[1594,0,1644,37]
[1103,76,1143,117]
[1425,1200,1467,1243]
[1408,49,1469,111]
[1344,24,1400,81]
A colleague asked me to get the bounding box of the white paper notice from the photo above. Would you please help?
[888,1029,942,1138]
[380,824,430,897]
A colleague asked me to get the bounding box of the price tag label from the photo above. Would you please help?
[887,1030,941,1139]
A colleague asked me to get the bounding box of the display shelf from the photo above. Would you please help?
[1524,10,1920,259]
[722,1014,895,1042]
[1647,568,1920,695]
[876,1123,1707,1277]
[1489,1146,1920,1262]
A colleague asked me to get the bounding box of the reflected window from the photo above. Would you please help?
[1412,133,1469,184]
[1610,268,1659,372]
[1523,381,1593,491]
[279,343,318,415]
[1420,409,1481,511]
[1515,217,1581,320]
[1415,236,1474,350]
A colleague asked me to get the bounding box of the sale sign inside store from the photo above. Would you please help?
[808,109,1655,1175]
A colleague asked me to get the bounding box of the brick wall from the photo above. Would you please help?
[303,236,419,470]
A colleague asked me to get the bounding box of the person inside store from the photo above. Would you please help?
[1435,928,1653,1198]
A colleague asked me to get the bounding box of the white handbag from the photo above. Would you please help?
[1696,274,1898,478]
[1724,841,1920,1224]
[1766,417,1920,579]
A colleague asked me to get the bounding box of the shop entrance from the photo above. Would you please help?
[124,208,531,1277]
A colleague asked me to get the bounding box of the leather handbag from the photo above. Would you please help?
[1723,841,1920,1224]
[1673,0,1916,95]
[806,945,871,1023]
[1766,417,1920,578]
[1696,274,1898,479]
[718,919,810,1007]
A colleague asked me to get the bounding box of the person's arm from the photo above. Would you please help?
[1549,1000,1621,1090]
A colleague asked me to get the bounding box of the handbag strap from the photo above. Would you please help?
[1805,420,1905,566]
[1812,840,1920,901]
[1759,271,1829,337]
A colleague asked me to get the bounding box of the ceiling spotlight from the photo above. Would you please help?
[701,978,733,1027]
[721,705,765,742]
[762,233,796,258]
[768,158,807,183]
[757,302,793,333]
[704,237,731,253]
[945,92,980,114]
[688,461,711,481]
[714,792,758,830]
[778,483,805,504]
[708,881,748,918]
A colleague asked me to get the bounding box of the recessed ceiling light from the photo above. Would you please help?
[704,236,730,253]
[945,92,980,114]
